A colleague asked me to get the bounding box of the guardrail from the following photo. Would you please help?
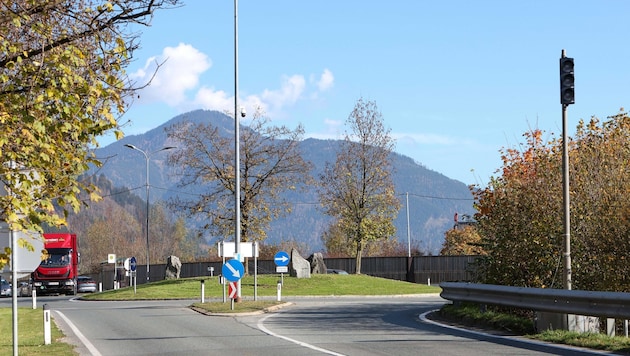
[440,282,630,320]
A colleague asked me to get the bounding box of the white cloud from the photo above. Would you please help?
[261,74,306,110]
[305,118,344,140]
[394,132,472,145]
[130,43,211,106]
[317,69,334,91]
[130,44,334,121]
[193,87,232,113]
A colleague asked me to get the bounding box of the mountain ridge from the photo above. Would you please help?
[92,109,475,254]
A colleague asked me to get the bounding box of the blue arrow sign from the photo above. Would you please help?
[130,256,137,272]
[222,259,244,282]
[274,251,290,266]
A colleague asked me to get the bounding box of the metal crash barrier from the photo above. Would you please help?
[440,282,630,320]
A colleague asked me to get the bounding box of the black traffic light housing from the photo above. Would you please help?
[560,57,575,105]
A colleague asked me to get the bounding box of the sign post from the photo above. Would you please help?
[274,251,290,300]
[108,254,117,289]
[130,256,137,294]
[222,259,244,310]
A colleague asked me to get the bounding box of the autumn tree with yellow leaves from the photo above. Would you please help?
[0,1,181,268]
[473,110,630,291]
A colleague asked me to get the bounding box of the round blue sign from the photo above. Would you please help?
[274,251,290,266]
[222,259,244,282]
[130,256,137,271]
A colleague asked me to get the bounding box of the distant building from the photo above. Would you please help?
[453,212,476,230]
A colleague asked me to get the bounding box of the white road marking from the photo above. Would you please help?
[54,310,102,356]
[257,313,346,356]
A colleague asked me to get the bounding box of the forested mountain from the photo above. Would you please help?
[90,110,475,255]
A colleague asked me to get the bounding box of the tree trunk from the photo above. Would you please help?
[355,239,363,274]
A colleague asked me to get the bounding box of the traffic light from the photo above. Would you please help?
[560,57,575,105]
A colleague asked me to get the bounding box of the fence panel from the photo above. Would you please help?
[96,255,479,290]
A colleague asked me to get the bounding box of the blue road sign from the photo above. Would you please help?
[130,256,137,272]
[274,251,290,266]
[222,259,244,282]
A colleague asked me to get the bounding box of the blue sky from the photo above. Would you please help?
[111,0,630,186]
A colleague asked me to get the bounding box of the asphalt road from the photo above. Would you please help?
[2,295,606,355]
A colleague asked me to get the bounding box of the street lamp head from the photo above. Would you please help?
[124,143,138,150]
[240,106,246,118]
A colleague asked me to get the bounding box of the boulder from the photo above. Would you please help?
[308,252,327,274]
[165,255,181,279]
[289,248,311,279]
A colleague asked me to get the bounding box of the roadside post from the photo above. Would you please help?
[43,304,51,345]
[200,279,205,303]
[277,281,282,302]
[219,275,226,303]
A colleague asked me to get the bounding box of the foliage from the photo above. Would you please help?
[0,1,180,268]
[532,330,630,354]
[440,225,485,255]
[166,107,312,246]
[472,111,630,291]
[317,98,400,273]
[437,303,535,334]
[322,218,417,257]
[257,240,311,260]
[67,175,198,274]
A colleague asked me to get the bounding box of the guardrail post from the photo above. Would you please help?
[607,318,615,337]
[43,304,51,345]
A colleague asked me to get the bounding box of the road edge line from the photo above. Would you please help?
[257,313,346,356]
[54,310,103,356]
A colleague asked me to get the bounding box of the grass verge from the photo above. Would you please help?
[438,303,630,353]
[532,330,630,354]
[0,307,77,356]
[435,303,535,335]
[191,300,286,314]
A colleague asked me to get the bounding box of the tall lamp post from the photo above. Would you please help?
[124,144,176,282]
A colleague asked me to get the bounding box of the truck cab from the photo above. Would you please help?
[32,233,78,295]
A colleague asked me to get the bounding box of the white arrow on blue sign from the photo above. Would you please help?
[130,256,137,272]
[274,251,290,266]
[222,259,244,282]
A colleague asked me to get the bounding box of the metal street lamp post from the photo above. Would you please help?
[124,144,175,282]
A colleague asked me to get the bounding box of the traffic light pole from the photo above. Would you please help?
[562,101,571,291]
[560,49,573,292]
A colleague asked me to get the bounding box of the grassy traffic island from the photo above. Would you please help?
[80,273,440,302]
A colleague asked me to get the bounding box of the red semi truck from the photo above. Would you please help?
[31,233,79,295]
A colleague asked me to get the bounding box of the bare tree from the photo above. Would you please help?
[166,108,313,254]
[318,98,400,274]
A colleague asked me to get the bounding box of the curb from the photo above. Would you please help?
[189,302,293,317]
